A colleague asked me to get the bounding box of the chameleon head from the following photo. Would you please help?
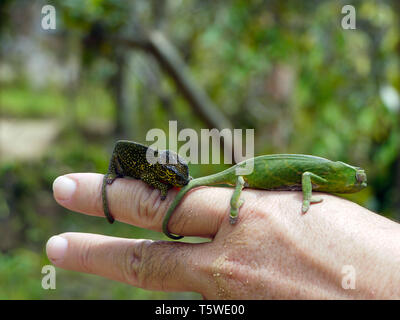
[157,150,191,187]
[355,169,367,188]
[334,161,368,192]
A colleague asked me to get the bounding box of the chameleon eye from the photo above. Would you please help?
[356,170,366,183]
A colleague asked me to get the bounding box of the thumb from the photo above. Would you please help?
[46,232,210,293]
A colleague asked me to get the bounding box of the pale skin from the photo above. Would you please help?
[48,173,400,299]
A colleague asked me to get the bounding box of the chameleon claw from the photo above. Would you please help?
[229,215,238,225]
[160,189,168,201]
[302,198,323,213]
[106,174,117,185]
[302,200,310,214]
[229,199,243,224]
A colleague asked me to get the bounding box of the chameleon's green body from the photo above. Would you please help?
[186,154,366,193]
[101,141,367,241]
[102,140,190,224]
[162,154,367,239]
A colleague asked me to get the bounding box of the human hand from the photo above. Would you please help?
[47,173,400,299]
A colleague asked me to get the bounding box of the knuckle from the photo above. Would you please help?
[128,240,181,290]
[138,241,164,288]
[120,241,143,286]
[137,188,164,228]
[136,241,160,288]
[121,240,197,292]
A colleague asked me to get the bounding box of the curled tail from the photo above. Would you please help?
[162,180,199,240]
[162,170,234,240]
[102,174,115,224]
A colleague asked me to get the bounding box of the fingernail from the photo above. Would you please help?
[53,176,76,201]
[46,235,68,263]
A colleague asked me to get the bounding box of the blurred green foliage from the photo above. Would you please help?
[0,0,399,299]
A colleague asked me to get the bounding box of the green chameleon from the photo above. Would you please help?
[102,140,190,224]
[162,154,367,240]
[102,141,367,240]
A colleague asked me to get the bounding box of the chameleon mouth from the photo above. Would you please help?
[356,170,367,188]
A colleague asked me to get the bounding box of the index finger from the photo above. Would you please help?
[53,173,239,238]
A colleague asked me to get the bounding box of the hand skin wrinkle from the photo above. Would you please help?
[50,173,400,299]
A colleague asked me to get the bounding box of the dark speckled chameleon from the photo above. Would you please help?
[102,140,190,224]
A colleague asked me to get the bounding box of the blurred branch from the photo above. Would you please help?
[109,50,129,137]
[112,31,234,159]
[113,32,233,131]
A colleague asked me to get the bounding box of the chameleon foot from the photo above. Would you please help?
[229,176,245,224]
[230,198,244,224]
[302,197,323,213]
[106,174,118,185]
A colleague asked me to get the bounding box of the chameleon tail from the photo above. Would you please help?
[102,174,115,224]
[162,179,199,240]
[162,170,235,240]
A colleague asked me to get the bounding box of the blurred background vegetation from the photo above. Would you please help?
[0,0,399,299]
